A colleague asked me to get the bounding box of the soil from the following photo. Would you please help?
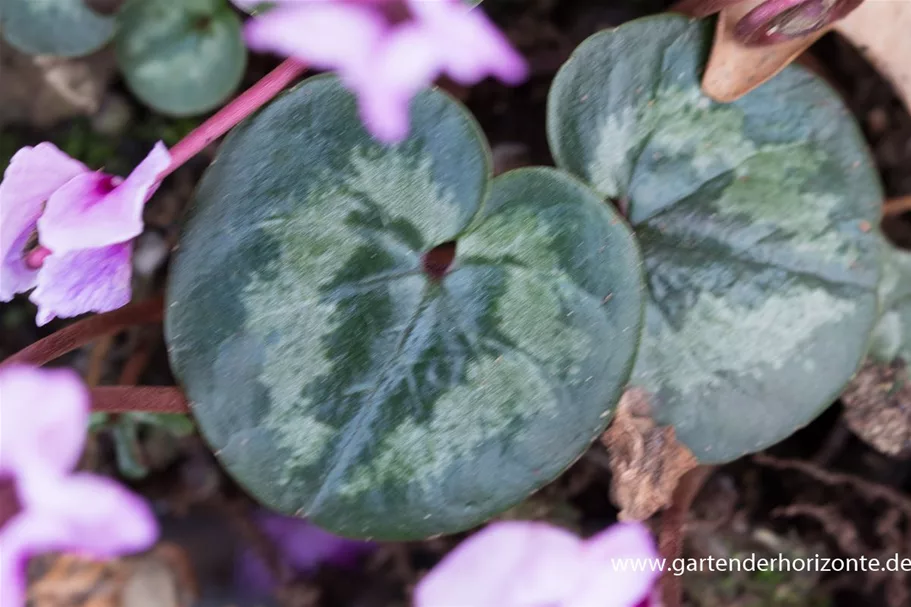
[1,2,910,606]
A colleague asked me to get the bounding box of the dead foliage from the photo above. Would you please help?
[601,387,699,521]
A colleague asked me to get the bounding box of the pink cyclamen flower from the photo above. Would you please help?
[0,366,158,607]
[239,0,528,142]
[414,521,660,607]
[0,141,170,325]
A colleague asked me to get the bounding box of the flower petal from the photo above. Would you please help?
[244,4,385,70]
[14,472,158,558]
[413,521,583,607]
[408,0,528,85]
[355,83,414,144]
[566,522,660,607]
[0,366,89,476]
[0,517,30,607]
[38,142,169,254]
[237,513,375,595]
[349,25,439,143]
[0,144,87,301]
[30,243,133,326]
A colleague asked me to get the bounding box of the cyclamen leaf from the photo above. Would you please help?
[868,241,911,365]
[115,0,246,116]
[547,15,882,463]
[165,75,643,539]
[1,0,115,57]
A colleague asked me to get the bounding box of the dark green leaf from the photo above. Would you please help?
[1,0,115,57]
[89,412,109,431]
[115,0,246,116]
[130,413,197,437]
[547,15,882,463]
[112,417,149,479]
[166,75,643,539]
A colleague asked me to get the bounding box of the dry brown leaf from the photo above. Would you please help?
[841,359,911,457]
[700,0,830,102]
[601,387,698,521]
[28,544,197,607]
[835,0,911,113]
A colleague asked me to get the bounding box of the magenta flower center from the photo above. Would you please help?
[24,246,51,270]
[21,229,50,270]
[0,475,22,528]
[362,0,411,24]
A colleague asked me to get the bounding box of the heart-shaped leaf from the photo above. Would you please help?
[115,0,246,116]
[547,15,882,463]
[1,0,115,57]
[869,241,911,365]
[165,75,643,539]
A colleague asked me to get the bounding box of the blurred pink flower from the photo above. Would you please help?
[0,366,158,607]
[236,512,375,596]
[240,0,528,142]
[0,141,169,325]
[414,521,660,607]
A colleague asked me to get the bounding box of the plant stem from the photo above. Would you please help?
[159,58,308,179]
[21,61,309,268]
[91,386,189,413]
[0,296,164,369]
[659,465,714,607]
[884,195,911,217]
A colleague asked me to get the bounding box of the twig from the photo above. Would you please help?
[883,195,911,217]
[86,335,116,386]
[772,503,863,554]
[0,296,163,369]
[118,332,159,386]
[159,58,308,179]
[753,453,911,519]
[812,421,852,465]
[659,465,714,607]
[90,386,189,414]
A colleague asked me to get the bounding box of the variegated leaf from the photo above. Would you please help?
[115,0,246,116]
[547,15,882,463]
[165,75,643,539]
[1,0,115,57]
[869,241,911,365]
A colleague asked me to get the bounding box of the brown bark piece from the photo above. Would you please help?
[28,544,197,607]
[841,359,911,457]
[601,387,699,521]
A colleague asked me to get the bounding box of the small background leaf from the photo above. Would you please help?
[1,0,116,57]
[115,0,246,116]
[868,241,911,364]
[548,15,882,463]
[166,75,643,539]
[95,413,196,479]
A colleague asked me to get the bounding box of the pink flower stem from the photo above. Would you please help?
[159,58,309,180]
[0,296,164,369]
[24,59,309,269]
